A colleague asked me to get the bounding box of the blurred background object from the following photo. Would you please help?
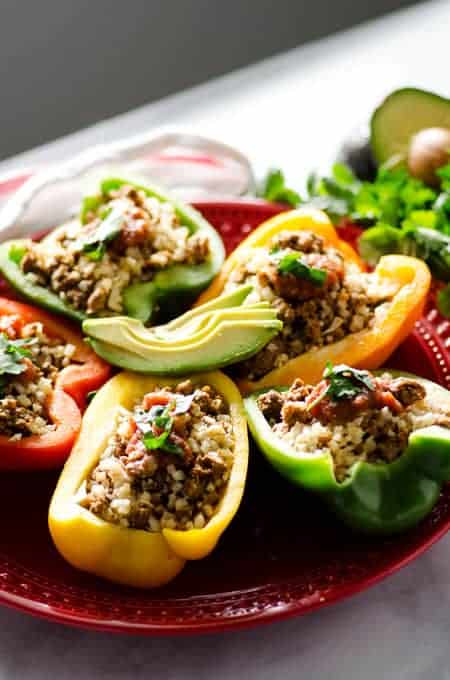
[1,0,419,160]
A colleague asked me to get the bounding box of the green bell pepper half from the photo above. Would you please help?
[244,372,450,534]
[0,178,225,324]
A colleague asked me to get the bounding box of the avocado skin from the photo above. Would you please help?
[371,88,450,165]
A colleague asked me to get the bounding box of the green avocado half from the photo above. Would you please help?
[371,87,450,165]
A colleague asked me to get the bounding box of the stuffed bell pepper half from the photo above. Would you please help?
[197,209,431,392]
[0,177,225,324]
[245,364,450,533]
[0,297,110,470]
[49,370,248,588]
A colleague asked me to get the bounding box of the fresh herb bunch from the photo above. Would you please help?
[260,159,450,316]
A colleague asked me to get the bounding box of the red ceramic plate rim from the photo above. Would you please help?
[1,517,449,636]
[0,173,448,636]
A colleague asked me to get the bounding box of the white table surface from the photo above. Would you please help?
[1,1,450,678]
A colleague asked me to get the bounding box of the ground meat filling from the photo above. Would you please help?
[21,184,211,316]
[225,230,393,380]
[0,315,76,439]
[79,380,234,532]
[258,368,450,482]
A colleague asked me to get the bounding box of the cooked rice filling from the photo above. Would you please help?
[0,315,76,439]
[79,380,235,532]
[225,230,395,380]
[21,185,211,316]
[258,371,450,482]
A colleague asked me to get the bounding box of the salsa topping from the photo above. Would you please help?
[257,366,447,481]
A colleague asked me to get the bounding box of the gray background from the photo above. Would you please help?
[1,0,417,160]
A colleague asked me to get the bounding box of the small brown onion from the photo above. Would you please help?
[407,127,450,187]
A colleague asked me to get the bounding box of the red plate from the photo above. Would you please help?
[0,192,449,635]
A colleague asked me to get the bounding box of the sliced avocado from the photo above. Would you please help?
[124,283,254,330]
[84,304,278,349]
[87,319,282,375]
[371,88,450,165]
[162,285,253,331]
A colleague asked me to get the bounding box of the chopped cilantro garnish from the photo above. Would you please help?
[9,243,27,265]
[271,249,327,287]
[308,363,374,411]
[86,390,97,404]
[79,205,126,261]
[136,392,194,457]
[143,429,170,450]
[323,363,374,400]
[0,334,35,378]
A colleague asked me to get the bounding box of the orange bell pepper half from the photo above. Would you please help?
[197,208,431,393]
[0,297,111,470]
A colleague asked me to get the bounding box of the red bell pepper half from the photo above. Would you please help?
[0,297,111,470]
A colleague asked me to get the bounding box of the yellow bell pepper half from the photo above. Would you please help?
[49,370,248,588]
[197,208,431,392]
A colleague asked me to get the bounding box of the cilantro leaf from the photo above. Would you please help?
[143,429,170,450]
[79,205,126,261]
[0,334,35,377]
[332,163,360,187]
[358,224,404,266]
[309,363,374,410]
[324,363,374,397]
[259,169,301,207]
[437,162,450,191]
[137,394,194,456]
[9,243,27,265]
[160,439,185,457]
[272,250,327,287]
